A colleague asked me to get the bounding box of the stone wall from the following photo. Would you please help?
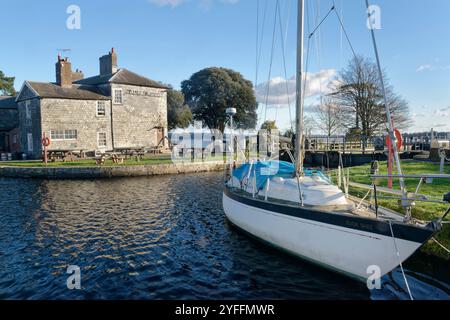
[111,83,167,149]
[40,98,113,153]
[0,162,225,179]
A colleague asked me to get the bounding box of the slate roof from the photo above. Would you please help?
[0,96,17,109]
[24,81,110,101]
[74,68,169,89]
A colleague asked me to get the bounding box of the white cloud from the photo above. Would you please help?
[255,69,336,105]
[416,64,450,72]
[416,64,434,72]
[433,107,450,117]
[412,105,450,132]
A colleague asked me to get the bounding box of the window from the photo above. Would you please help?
[27,133,33,152]
[50,130,77,140]
[97,101,106,116]
[50,130,65,140]
[25,101,31,119]
[12,135,17,145]
[97,132,107,148]
[113,89,123,105]
[64,130,77,140]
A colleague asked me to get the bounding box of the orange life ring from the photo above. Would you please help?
[386,129,402,151]
[42,136,51,147]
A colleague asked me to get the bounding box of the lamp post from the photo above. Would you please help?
[226,108,237,179]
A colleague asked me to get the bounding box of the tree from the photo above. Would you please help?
[313,101,344,137]
[288,116,314,137]
[0,71,16,96]
[283,128,295,138]
[329,56,411,149]
[167,88,192,130]
[181,67,257,132]
[260,120,278,132]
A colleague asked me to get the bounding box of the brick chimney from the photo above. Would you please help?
[72,69,84,82]
[99,48,118,75]
[55,55,73,87]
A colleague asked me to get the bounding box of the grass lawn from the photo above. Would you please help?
[0,155,174,167]
[0,154,229,167]
[330,160,450,259]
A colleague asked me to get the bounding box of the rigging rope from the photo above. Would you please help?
[256,0,268,87]
[255,0,259,89]
[388,221,414,300]
[313,0,324,107]
[277,1,293,131]
[332,5,357,60]
[263,0,280,125]
[301,37,312,132]
[431,237,450,254]
[308,5,334,39]
[339,0,344,69]
[256,0,268,126]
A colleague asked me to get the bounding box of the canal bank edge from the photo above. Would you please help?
[0,162,226,179]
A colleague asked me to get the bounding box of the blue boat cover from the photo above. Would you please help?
[232,161,295,190]
[232,160,330,190]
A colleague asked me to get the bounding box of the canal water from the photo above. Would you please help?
[0,172,448,300]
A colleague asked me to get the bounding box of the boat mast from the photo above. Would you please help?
[365,0,409,217]
[295,0,305,174]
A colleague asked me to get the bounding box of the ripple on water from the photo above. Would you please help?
[0,173,448,300]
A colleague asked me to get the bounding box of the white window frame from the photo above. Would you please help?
[25,100,31,119]
[27,133,33,152]
[97,101,106,116]
[50,130,77,141]
[97,132,107,148]
[113,89,123,105]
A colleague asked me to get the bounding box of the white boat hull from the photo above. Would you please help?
[223,190,434,281]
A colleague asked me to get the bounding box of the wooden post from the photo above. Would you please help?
[42,133,50,165]
[388,144,393,189]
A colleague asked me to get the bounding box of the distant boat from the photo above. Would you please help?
[223,0,448,283]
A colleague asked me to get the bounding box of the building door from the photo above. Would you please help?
[157,127,164,147]
[5,134,10,152]
[27,133,33,152]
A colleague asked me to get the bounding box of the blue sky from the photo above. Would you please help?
[1,0,449,132]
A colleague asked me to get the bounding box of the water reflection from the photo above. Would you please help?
[0,173,448,300]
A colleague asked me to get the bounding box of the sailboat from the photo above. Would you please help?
[223,0,449,283]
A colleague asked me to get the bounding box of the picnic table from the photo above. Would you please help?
[47,150,85,162]
[95,153,124,166]
[114,147,146,161]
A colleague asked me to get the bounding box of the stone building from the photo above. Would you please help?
[13,48,168,159]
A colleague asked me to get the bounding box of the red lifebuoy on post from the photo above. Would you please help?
[42,134,51,165]
[42,136,51,147]
[386,129,402,151]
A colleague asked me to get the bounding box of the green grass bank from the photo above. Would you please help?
[330,160,450,259]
